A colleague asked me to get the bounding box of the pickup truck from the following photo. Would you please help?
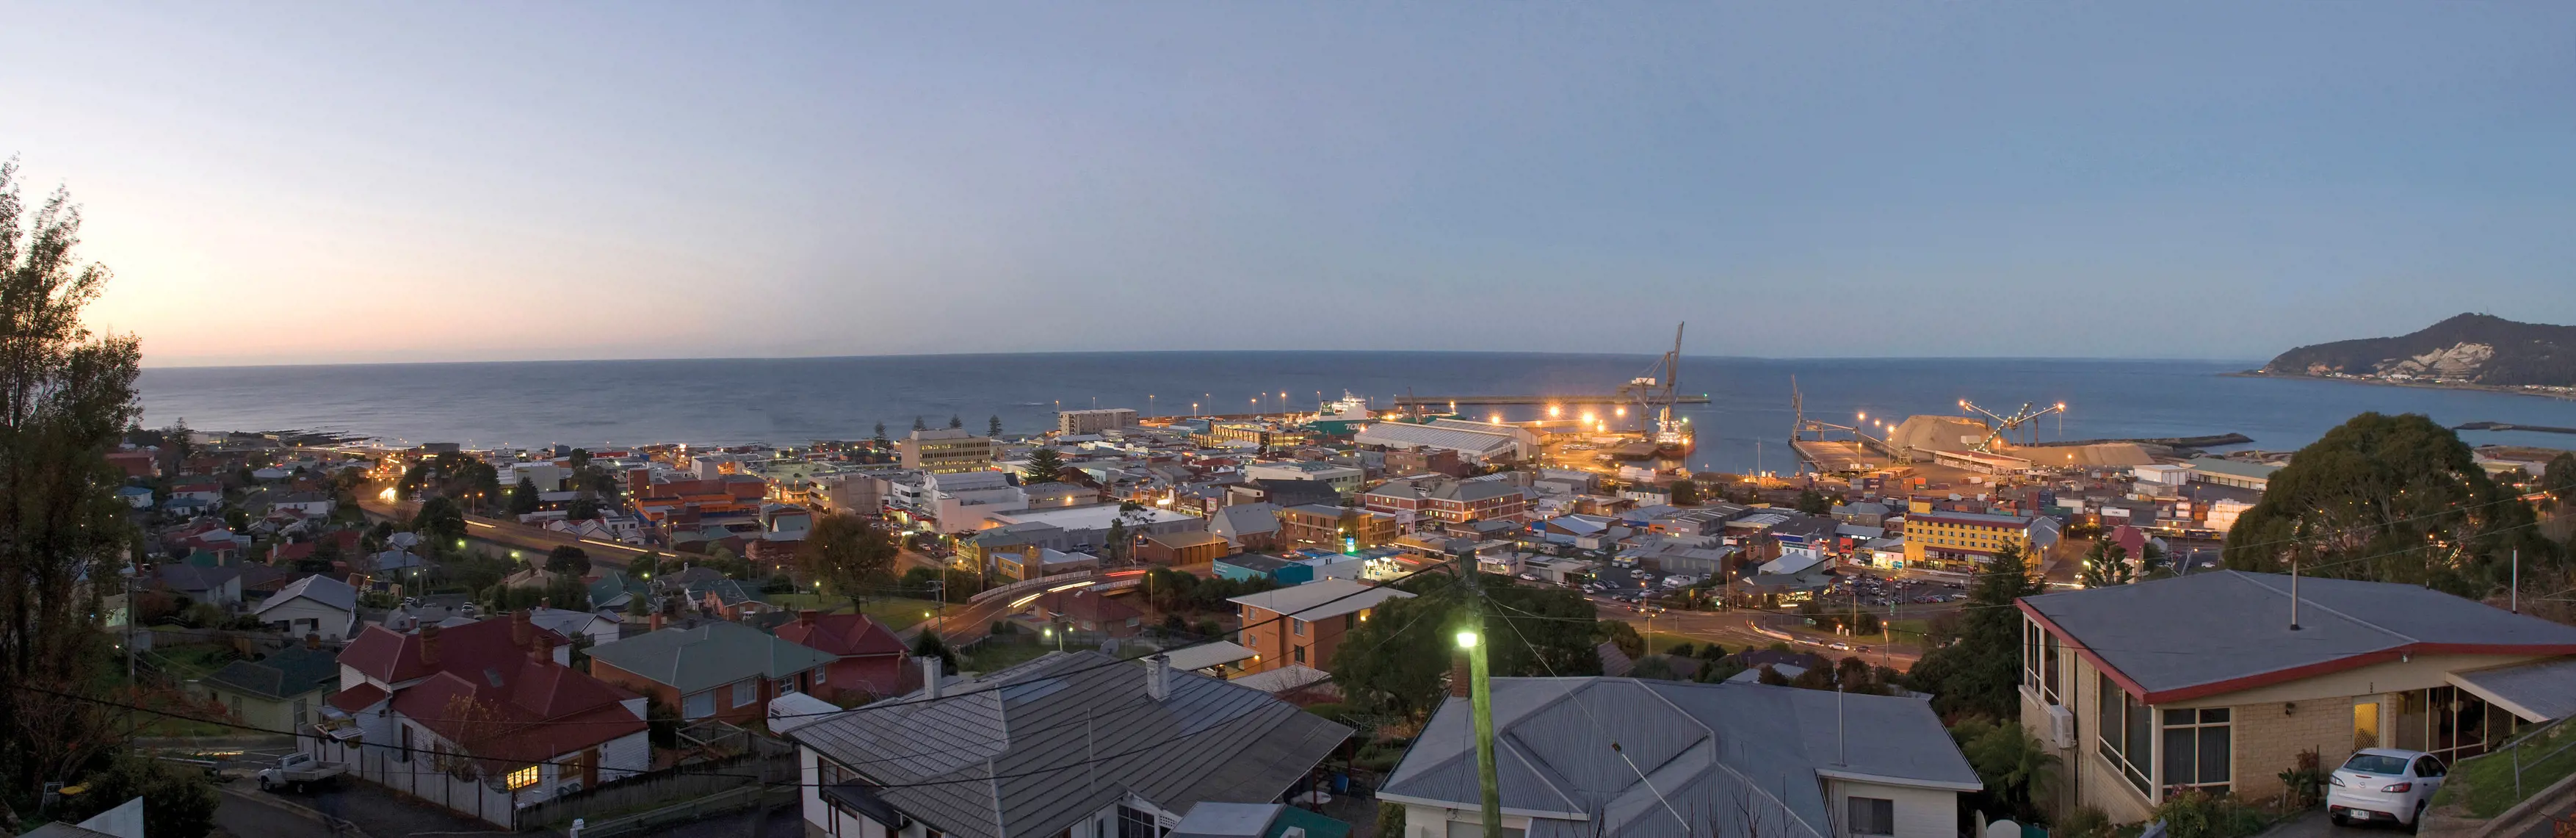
[256,753,348,793]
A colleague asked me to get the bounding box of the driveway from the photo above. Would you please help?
[240,778,504,837]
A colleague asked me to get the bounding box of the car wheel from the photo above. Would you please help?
[293,781,308,795]
[258,778,272,792]
[2328,811,2346,827]
[2406,801,2426,834]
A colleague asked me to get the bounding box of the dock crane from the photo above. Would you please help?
[1613,323,1693,453]
[1958,399,2066,452]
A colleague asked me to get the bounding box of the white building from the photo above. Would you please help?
[1057,408,1140,436]
[253,575,360,641]
[1242,460,1366,496]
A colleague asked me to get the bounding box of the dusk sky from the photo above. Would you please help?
[9,3,2574,366]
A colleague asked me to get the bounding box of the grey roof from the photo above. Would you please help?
[2447,657,2576,723]
[585,620,834,694]
[154,564,241,592]
[2184,457,2283,480]
[1209,503,1282,538]
[203,645,340,701]
[2022,571,2576,701]
[1226,579,1414,621]
[789,651,1350,838]
[254,574,358,617]
[1378,678,1976,838]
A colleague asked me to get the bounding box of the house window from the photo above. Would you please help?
[684,691,714,720]
[2042,633,2062,705]
[1345,613,1357,630]
[507,764,540,790]
[1847,796,1895,836]
[2097,673,2152,795]
[814,666,828,686]
[1293,646,1306,664]
[734,680,756,707]
[1118,805,1159,838]
[2160,708,2232,796]
[398,723,413,762]
[1292,618,1306,637]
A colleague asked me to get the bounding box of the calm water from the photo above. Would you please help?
[137,353,2576,473]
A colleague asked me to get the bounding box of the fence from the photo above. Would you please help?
[2495,714,2576,802]
[513,748,797,831]
[313,737,524,828]
[569,784,797,838]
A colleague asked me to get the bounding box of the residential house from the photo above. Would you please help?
[1229,579,1414,674]
[2018,571,2576,823]
[203,642,341,732]
[116,485,155,510]
[319,613,647,806]
[528,607,623,648]
[687,579,771,620]
[774,610,916,700]
[1207,503,1283,551]
[785,651,1350,838]
[587,570,648,613]
[153,564,243,608]
[251,575,359,641]
[1027,588,1145,638]
[1137,530,1231,566]
[1276,504,1399,550]
[586,620,835,725]
[266,491,337,517]
[1380,677,1979,838]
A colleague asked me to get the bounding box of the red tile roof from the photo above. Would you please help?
[775,613,908,658]
[389,665,644,765]
[339,618,568,685]
[328,683,388,712]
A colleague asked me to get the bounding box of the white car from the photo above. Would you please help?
[2327,748,2447,831]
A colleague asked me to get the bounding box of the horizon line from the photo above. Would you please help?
[138,348,2268,372]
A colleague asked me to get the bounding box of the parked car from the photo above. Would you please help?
[2327,748,2447,831]
[256,753,348,793]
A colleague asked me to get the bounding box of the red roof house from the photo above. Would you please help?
[774,610,916,700]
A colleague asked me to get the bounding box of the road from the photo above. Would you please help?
[1592,599,1929,668]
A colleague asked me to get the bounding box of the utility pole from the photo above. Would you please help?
[1458,604,1500,838]
[2510,549,2519,614]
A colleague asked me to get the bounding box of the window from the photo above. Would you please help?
[1292,618,1306,637]
[2160,708,2231,796]
[734,680,756,707]
[814,666,828,686]
[507,764,540,790]
[2097,673,2151,795]
[1293,646,1306,664]
[2413,756,2445,778]
[684,691,714,720]
[294,698,310,726]
[1118,805,1159,838]
[1847,797,1895,836]
[398,723,413,762]
[1345,613,1357,630]
[2042,634,2063,705]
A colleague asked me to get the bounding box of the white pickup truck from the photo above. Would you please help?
[256,753,348,793]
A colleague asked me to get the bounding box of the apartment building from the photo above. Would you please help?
[1900,499,2061,572]
[1229,579,1414,674]
[1057,408,1139,436]
[897,428,998,474]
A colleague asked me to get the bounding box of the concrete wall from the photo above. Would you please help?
[1826,779,1958,838]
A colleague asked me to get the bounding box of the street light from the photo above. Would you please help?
[1455,629,1478,649]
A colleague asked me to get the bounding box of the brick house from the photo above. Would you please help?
[1362,478,1527,527]
[1276,503,1399,549]
[586,620,834,726]
[773,610,917,701]
[1135,530,1230,566]
[1229,579,1413,675]
[2018,571,2576,824]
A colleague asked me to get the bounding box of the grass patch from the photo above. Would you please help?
[2434,721,2576,818]
[962,636,1094,673]
[764,594,945,629]
[143,643,239,681]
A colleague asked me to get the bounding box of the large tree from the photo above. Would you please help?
[2221,412,2555,593]
[1907,542,2042,720]
[1332,576,1599,718]
[799,513,899,600]
[1021,447,1066,485]
[0,162,145,822]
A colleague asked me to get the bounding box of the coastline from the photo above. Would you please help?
[2221,371,2576,402]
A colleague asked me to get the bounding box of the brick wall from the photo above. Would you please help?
[2224,695,2358,801]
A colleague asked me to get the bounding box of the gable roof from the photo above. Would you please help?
[389,658,644,764]
[585,620,835,693]
[1226,579,1413,621]
[1379,678,1976,838]
[2021,571,2576,704]
[203,645,341,701]
[253,574,358,617]
[339,617,568,685]
[153,564,241,593]
[776,613,909,658]
[789,651,1350,838]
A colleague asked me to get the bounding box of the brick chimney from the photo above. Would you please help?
[1144,654,1171,701]
[650,610,665,632]
[420,623,442,666]
[1449,651,1471,698]
[512,608,532,647]
[800,610,819,627]
[919,655,944,699]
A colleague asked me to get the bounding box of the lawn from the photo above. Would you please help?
[2434,720,2576,818]
[763,594,945,630]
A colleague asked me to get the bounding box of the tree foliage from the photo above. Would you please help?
[1951,718,2061,825]
[508,477,540,515]
[546,545,591,575]
[911,629,958,671]
[1906,542,2041,719]
[2221,412,2555,593]
[412,495,467,546]
[799,513,899,599]
[0,162,145,807]
[2547,452,2576,508]
[2078,539,2132,588]
[1021,447,1066,485]
[1793,488,1833,515]
[51,751,219,838]
[1331,577,1600,718]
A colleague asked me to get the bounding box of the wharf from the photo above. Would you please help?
[1392,394,1711,406]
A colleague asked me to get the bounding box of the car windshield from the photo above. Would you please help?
[2343,754,2410,775]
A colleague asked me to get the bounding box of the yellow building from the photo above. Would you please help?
[897,428,996,474]
[1900,499,2058,571]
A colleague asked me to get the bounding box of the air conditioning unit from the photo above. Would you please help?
[2047,704,2077,750]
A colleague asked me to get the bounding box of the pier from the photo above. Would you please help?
[1392,394,1711,406]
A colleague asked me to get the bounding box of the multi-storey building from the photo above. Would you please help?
[1276,503,1400,549]
[1900,499,2060,572]
[1229,579,1414,674]
[1361,477,1527,528]
[897,428,996,474]
[1056,408,1139,436]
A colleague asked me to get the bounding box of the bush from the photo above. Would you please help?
[54,751,219,838]
[2055,806,2110,838]
[2149,790,2268,838]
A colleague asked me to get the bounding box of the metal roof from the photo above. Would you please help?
[586,620,836,694]
[1378,678,1975,838]
[1226,579,1414,621]
[2447,657,2576,722]
[2022,571,2576,703]
[789,651,1350,838]
[253,574,358,616]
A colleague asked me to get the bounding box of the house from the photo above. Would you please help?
[318,613,647,807]
[251,575,359,641]
[587,570,648,612]
[2017,571,2576,823]
[1381,678,1979,838]
[1213,554,1313,586]
[1229,579,1414,675]
[116,485,155,510]
[785,651,1350,838]
[774,610,916,700]
[168,482,222,505]
[266,491,337,517]
[585,620,835,725]
[202,642,340,731]
[1207,502,1284,551]
[1137,530,1231,566]
[153,564,243,607]
[527,607,623,648]
[1027,588,1146,637]
[687,578,771,620]
[1361,477,1528,527]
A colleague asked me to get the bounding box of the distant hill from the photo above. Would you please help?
[2260,314,2576,387]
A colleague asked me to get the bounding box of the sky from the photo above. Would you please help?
[6,3,2574,367]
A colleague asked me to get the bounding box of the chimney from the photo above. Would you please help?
[305,632,322,651]
[420,624,443,666]
[1449,651,1471,698]
[650,610,665,632]
[1145,654,1171,701]
[513,609,533,647]
[919,655,944,699]
[800,610,819,627]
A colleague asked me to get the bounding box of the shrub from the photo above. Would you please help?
[2149,790,2268,838]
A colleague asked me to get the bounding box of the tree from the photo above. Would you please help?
[2078,539,2132,588]
[1334,579,1599,718]
[1907,542,2043,719]
[1668,479,1700,506]
[546,545,591,575]
[911,628,958,671]
[2222,412,2556,593]
[569,448,592,471]
[2546,452,2576,508]
[799,514,899,599]
[913,416,928,432]
[508,477,540,515]
[1022,447,1066,484]
[1,162,146,807]
[566,495,600,520]
[988,415,1004,436]
[872,422,889,447]
[947,414,963,429]
[1952,718,2061,825]
[412,495,467,545]
[1794,488,1833,515]
[629,551,661,579]
[52,751,219,838]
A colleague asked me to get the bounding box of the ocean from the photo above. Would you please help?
[136,353,2576,473]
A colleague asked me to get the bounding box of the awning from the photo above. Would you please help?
[1162,640,1256,672]
[2447,657,2576,722]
